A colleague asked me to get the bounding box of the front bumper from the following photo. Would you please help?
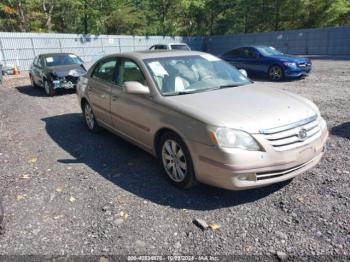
[189,120,328,190]
[52,76,79,89]
[284,64,312,78]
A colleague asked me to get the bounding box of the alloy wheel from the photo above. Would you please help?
[84,103,95,130]
[269,66,283,81]
[161,139,187,182]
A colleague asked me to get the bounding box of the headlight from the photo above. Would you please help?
[210,128,262,151]
[283,62,297,68]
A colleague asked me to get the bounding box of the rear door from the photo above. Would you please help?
[87,57,117,127]
[224,48,244,68]
[244,47,267,73]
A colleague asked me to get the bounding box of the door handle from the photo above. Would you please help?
[112,95,119,101]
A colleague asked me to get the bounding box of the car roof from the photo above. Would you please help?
[152,43,188,45]
[168,43,189,45]
[39,53,77,57]
[101,50,207,60]
[233,45,271,50]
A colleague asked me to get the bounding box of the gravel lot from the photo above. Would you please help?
[0,59,349,260]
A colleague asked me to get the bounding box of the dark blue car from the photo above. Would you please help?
[222,45,312,81]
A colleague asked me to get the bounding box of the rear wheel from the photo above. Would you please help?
[83,101,100,133]
[44,80,56,96]
[158,132,196,189]
[268,65,284,81]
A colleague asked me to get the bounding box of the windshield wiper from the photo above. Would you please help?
[177,87,221,95]
[164,87,219,96]
[219,84,241,89]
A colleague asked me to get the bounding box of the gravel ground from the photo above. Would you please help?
[0,59,349,260]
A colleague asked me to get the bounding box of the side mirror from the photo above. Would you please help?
[124,81,150,95]
[239,69,248,78]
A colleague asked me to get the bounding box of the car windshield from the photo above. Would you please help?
[44,54,83,67]
[256,46,283,56]
[171,44,190,50]
[144,54,251,96]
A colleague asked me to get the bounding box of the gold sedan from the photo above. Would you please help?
[76,51,328,190]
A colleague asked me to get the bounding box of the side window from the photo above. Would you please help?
[117,59,146,86]
[33,57,38,67]
[225,49,239,56]
[155,45,167,50]
[241,48,251,58]
[91,58,117,83]
[38,57,44,68]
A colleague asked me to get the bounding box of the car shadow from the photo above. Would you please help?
[16,85,76,97]
[42,113,290,211]
[331,122,350,140]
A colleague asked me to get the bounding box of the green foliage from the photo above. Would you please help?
[0,0,349,35]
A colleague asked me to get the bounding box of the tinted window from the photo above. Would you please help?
[116,59,146,86]
[38,57,44,67]
[33,57,38,66]
[170,44,190,50]
[154,45,167,50]
[224,49,241,57]
[92,58,117,83]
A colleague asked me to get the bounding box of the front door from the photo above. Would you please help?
[110,58,153,150]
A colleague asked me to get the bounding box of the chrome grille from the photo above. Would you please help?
[260,115,321,151]
[256,160,311,180]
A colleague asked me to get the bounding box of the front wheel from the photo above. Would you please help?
[83,102,100,133]
[44,80,56,96]
[30,75,38,88]
[159,132,196,189]
[268,65,284,81]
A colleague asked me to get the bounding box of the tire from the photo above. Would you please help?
[83,101,100,133]
[29,74,38,88]
[158,132,196,189]
[268,65,284,81]
[44,79,56,96]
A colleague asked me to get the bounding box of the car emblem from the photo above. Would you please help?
[298,128,308,141]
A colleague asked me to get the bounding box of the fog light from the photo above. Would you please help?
[238,173,256,181]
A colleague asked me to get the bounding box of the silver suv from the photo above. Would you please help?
[149,43,191,51]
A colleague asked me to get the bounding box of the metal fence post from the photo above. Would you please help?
[30,37,36,56]
[0,64,3,85]
[100,38,104,53]
[0,38,7,66]
[59,39,63,53]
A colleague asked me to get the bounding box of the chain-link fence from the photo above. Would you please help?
[0,32,204,70]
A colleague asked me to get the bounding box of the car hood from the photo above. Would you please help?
[163,83,317,134]
[268,54,310,64]
[46,64,87,78]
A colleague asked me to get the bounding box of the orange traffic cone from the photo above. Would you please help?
[13,65,19,75]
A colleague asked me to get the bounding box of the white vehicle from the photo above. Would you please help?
[149,43,191,51]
